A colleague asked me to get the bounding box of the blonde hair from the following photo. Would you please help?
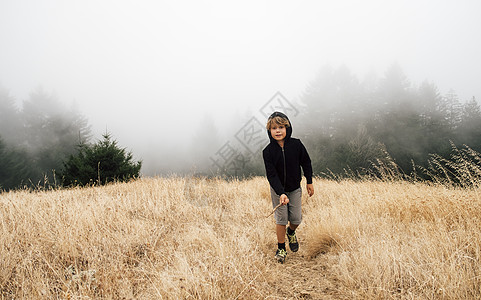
[266,115,290,130]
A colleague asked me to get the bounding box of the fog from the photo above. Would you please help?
[1,0,481,176]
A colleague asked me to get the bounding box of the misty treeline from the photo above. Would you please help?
[2,63,481,190]
[296,64,481,178]
[0,86,91,190]
[293,64,481,179]
[207,64,481,181]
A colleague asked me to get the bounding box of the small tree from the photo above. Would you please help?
[62,133,142,186]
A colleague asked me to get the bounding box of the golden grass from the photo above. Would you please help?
[1,177,480,299]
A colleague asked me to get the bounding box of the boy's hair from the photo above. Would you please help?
[266,113,290,130]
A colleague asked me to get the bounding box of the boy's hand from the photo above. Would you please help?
[307,184,314,197]
[280,194,289,205]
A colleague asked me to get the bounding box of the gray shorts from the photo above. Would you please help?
[270,187,302,225]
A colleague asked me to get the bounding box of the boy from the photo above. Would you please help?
[262,111,314,263]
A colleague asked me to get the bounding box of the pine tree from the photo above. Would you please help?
[62,133,142,186]
[0,137,34,191]
[20,87,92,184]
[458,97,481,150]
[0,85,21,145]
[441,90,463,130]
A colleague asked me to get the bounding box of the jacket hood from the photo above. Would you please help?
[267,111,292,144]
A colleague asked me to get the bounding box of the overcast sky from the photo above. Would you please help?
[1,0,481,174]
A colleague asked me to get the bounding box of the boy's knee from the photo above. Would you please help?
[275,214,289,225]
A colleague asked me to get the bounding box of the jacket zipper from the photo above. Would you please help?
[282,146,286,187]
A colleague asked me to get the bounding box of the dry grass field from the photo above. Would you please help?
[1,176,480,299]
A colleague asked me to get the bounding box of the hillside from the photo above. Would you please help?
[1,177,480,299]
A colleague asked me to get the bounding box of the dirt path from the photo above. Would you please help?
[268,250,341,299]
[264,197,344,299]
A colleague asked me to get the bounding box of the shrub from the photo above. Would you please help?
[62,133,141,186]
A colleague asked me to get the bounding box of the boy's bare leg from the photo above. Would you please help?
[276,224,286,243]
[277,223,299,243]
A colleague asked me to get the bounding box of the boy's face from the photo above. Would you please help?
[270,123,287,142]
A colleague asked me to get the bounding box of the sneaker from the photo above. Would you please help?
[275,248,287,264]
[286,229,299,252]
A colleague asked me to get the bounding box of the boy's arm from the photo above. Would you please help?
[299,141,313,184]
[263,149,286,196]
[300,142,315,196]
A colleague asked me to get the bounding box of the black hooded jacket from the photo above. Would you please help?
[262,113,313,196]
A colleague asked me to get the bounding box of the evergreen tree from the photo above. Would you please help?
[62,133,142,186]
[21,87,91,183]
[440,90,463,130]
[458,97,481,150]
[417,82,453,162]
[376,63,412,112]
[0,85,21,145]
[345,125,386,171]
[300,65,363,137]
[0,137,34,191]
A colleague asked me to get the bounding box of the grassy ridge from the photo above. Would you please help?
[1,177,480,299]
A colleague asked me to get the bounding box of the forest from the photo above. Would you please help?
[296,64,481,178]
[0,86,91,190]
[1,64,481,190]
